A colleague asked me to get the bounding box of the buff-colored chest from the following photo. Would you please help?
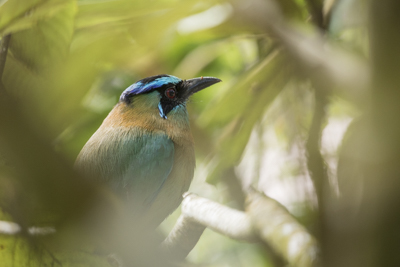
[100,103,196,226]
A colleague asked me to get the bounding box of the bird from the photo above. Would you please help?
[75,74,221,228]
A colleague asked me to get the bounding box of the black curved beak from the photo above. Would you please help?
[181,77,221,99]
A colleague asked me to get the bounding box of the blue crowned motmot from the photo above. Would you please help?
[75,74,220,228]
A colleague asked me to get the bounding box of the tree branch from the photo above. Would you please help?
[0,220,21,234]
[161,192,258,260]
[0,34,11,92]
[0,220,55,235]
[161,215,205,261]
[163,191,318,266]
[305,88,329,247]
[305,0,325,29]
[232,0,369,107]
[2,190,318,266]
[180,192,258,242]
[247,190,318,267]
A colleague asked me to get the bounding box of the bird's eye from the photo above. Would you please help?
[165,88,176,99]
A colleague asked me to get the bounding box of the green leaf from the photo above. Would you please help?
[0,0,75,36]
[2,0,78,138]
[0,234,109,267]
[7,0,76,70]
[198,49,283,127]
[75,0,217,29]
[204,51,289,184]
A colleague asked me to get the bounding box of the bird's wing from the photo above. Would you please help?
[119,131,175,208]
[76,128,174,210]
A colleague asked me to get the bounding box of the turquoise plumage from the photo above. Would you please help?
[75,74,220,227]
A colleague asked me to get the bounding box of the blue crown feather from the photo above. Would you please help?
[120,75,182,102]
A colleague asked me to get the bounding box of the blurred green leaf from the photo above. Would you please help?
[2,0,78,138]
[76,0,179,29]
[198,49,284,127]
[8,0,76,70]
[0,235,109,267]
[0,0,389,265]
[0,0,74,36]
[204,50,289,184]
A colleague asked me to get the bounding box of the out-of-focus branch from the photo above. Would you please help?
[161,192,258,260]
[220,168,246,210]
[0,220,57,236]
[247,190,318,267]
[2,190,317,266]
[0,220,21,234]
[163,191,317,266]
[161,216,205,261]
[232,0,369,106]
[180,193,258,242]
[305,0,325,29]
[0,34,11,91]
[221,170,287,266]
[306,89,329,242]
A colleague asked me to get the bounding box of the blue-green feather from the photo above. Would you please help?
[76,128,174,211]
[120,75,181,102]
[119,132,174,207]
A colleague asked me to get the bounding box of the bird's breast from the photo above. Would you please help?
[146,141,195,225]
[98,103,196,225]
[105,102,194,147]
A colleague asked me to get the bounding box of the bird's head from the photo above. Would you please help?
[119,74,221,119]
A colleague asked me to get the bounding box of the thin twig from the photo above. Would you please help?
[0,34,11,92]
[306,89,328,206]
[305,88,328,260]
[305,0,325,29]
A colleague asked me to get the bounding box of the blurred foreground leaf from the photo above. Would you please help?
[0,234,109,267]
[0,0,74,36]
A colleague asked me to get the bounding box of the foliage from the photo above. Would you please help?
[1,0,400,266]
